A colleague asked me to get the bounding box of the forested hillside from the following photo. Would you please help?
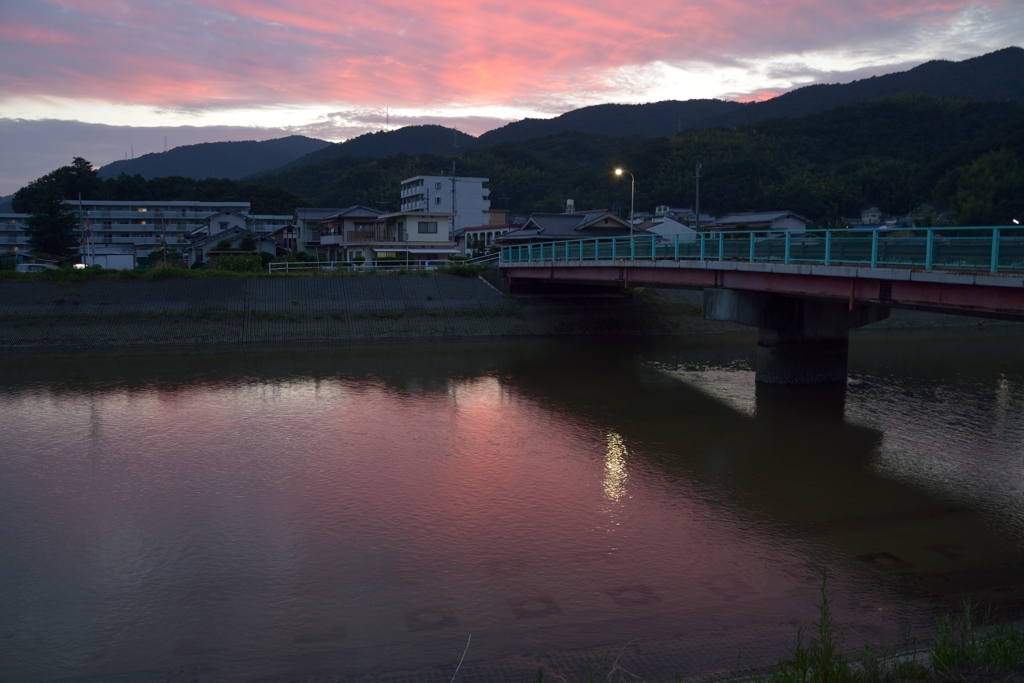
[475,100,742,145]
[703,47,1024,129]
[254,96,1024,226]
[270,126,478,171]
[269,47,1024,173]
[97,136,330,181]
[78,49,1023,185]
[16,96,1024,227]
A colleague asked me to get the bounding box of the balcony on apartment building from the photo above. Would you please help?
[79,209,229,220]
[400,184,426,199]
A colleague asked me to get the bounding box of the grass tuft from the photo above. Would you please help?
[755,572,1024,683]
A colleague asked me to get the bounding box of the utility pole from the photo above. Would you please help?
[450,161,457,240]
[695,162,702,233]
[78,192,85,266]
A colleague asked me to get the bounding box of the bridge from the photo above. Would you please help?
[499,226,1024,384]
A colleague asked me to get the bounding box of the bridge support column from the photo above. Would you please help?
[704,288,889,385]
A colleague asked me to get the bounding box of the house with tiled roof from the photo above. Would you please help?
[497,210,636,245]
[293,206,384,260]
[187,225,279,267]
[714,211,809,232]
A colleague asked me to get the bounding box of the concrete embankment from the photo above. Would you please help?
[0,274,734,350]
[0,273,1014,350]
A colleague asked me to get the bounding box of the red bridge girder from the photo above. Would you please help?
[502,263,1024,320]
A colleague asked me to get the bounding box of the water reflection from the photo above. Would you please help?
[1,333,1023,683]
[604,432,629,502]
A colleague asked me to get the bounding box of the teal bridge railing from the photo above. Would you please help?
[499,227,1024,274]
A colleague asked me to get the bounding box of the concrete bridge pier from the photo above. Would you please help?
[704,288,890,385]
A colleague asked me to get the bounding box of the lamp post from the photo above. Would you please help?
[614,168,635,236]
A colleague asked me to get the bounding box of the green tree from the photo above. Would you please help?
[238,235,257,251]
[12,157,100,213]
[948,150,1023,225]
[24,183,80,257]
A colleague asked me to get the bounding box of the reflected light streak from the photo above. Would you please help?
[604,431,629,502]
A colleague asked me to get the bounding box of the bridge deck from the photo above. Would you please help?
[499,229,1024,319]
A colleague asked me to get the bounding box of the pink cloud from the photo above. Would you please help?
[0,0,1019,112]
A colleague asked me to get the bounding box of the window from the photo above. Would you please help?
[418,221,438,234]
[219,221,228,230]
[435,197,441,205]
[435,182,442,190]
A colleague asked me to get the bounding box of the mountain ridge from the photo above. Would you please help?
[97,135,331,181]
[93,47,1024,183]
[249,95,1024,226]
[699,46,1024,128]
[271,46,1024,175]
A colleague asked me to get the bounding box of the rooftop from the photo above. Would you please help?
[296,206,383,222]
[717,211,807,224]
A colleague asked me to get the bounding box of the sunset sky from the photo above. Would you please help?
[1,0,1022,193]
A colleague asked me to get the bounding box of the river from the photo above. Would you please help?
[1,330,1023,683]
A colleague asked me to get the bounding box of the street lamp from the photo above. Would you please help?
[614,168,635,236]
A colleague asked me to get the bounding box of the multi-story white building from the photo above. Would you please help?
[400,175,490,236]
[0,213,30,253]
[4,202,292,260]
[68,200,291,257]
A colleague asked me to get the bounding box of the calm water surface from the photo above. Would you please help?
[2,331,1024,683]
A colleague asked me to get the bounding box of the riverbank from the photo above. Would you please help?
[0,273,1016,349]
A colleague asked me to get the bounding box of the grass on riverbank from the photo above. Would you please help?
[759,572,1024,683]
[528,573,1024,683]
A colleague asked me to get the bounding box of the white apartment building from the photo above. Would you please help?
[3,203,292,260]
[0,213,30,253]
[67,200,291,257]
[400,175,490,236]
